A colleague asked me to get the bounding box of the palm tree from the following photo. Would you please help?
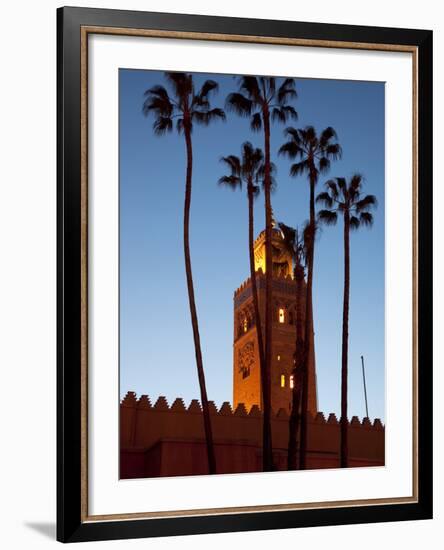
[278,222,307,470]
[227,77,297,471]
[317,174,377,467]
[143,72,225,474]
[218,142,266,406]
[279,126,341,469]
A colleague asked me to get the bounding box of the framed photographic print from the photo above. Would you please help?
[57,6,433,543]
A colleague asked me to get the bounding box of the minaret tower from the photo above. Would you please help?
[233,224,318,415]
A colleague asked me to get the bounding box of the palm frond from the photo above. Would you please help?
[281,105,298,121]
[250,112,262,131]
[359,211,374,227]
[355,194,377,212]
[316,191,334,208]
[303,126,317,144]
[348,185,360,203]
[319,126,337,147]
[250,147,264,167]
[242,143,263,177]
[278,222,297,259]
[318,210,338,226]
[277,78,297,104]
[278,139,303,159]
[325,179,339,199]
[144,85,171,101]
[349,216,361,230]
[192,108,226,126]
[271,107,286,123]
[152,116,173,135]
[336,177,347,195]
[226,93,253,116]
[278,222,296,241]
[142,93,174,118]
[319,156,331,174]
[239,76,261,103]
[350,173,364,190]
[325,143,342,160]
[144,84,165,96]
[220,155,241,175]
[192,96,209,109]
[198,79,219,99]
[290,159,310,177]
[164,72,192,100]
[218,175,242,190]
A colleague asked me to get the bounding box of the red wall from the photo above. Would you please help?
[120,392,384,479]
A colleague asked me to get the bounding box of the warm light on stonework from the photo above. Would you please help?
[233,226,319,419]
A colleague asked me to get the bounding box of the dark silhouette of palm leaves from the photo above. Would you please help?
[218,142,263,196]
[316,175,377,228]
[143,72,225,135]
[279,126,342,180]
[226,76,298,130]
[278,222,307,270]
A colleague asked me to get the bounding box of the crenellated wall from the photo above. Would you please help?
[120,392,385,478]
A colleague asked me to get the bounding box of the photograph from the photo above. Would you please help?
[119,69,385,479]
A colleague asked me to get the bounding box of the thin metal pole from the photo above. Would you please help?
[361,355,369,418]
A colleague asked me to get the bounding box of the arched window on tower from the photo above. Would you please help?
[278,307,285,324]
[280,374,286,388]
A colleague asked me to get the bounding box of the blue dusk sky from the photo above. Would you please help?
[119,69,385,422]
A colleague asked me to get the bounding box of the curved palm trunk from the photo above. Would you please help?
[299,171,316,470]
[340,210,350,468]
[247,184,266,418]
[288,263,304,470]
[183,124,216,474]
[262,107,274,471]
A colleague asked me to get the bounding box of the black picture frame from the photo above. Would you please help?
[57,6,433,543]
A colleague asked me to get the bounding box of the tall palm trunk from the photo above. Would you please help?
[340,210,350,468]
[288,263,304,469]
[247,183,266,417]
[183,123,216,474]
[299,169,316,470]
[262,106,274,472]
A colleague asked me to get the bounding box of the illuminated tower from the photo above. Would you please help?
[233,224,317,415]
